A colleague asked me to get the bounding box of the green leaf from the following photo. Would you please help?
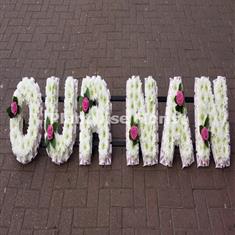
[131,116,134,126]
[78,96,83,108]
[46,117,50,129]
[53,122,59,131]
[176,105,183,114]
[199,125,203,133]
[205,140,209,148]
[133,139,139,146]
[6,107,11,115]
[13,96,18,103]
[50,138,56,148]
[84,88,90,99]
[6,107,14,118]
[204,116,209,128]
[179,83,183,91]
[89,100,93,107]
[174,96,177,103]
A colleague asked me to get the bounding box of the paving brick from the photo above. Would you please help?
[99,170,122,188]
[111,189,133,207]
[97,189,110,227]
[172,209,197,229]
[84,228,109,235]
[15,189,40,208]
[134,170,145,207]
[145,170,168,188]
[22,209,48,229]
[193,190,210,230]
[87,171,99,207]
[191,170,215,189]
[123,208,146,228]
[58,208,73,235]
[110,207,122,229]
[63,189,86,207]
[0,188,17,227]
[158,188,182,208]
[47,190,63,229]
[204,189,230,208]
[74,208,97,228]
[135,229,161,235]
[8,208,24,235]
[146,188,160,228]
[159,208,173,230]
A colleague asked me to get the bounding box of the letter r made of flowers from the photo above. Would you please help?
[78,76,112,166]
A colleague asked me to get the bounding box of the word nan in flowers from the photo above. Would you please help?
[7,75,230,168]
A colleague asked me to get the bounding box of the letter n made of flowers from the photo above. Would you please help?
[194,76,230,168]
[126,76,158,166]
[79,76,112,165]
[160,77,194,168]
[44,76,78,164]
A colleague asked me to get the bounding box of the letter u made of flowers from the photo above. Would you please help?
[194,76,230,168]
[160,77,194,168]
[44,76,78,164]
[79,76,112,165]
[126,76,158,166]
[7,77,43,164]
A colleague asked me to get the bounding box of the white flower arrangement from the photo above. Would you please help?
[44,76,78,164]
[126,76,158,166]
[9,77,43,164]
[194,76,230,168]
[160,77,194,168]
[79,75,112,165]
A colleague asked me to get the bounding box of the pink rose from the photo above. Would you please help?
[47,125,54,141]
[201,127,209,141]
[11,101,18,116]
[82,97,89,113]
[130,125,139,141]
[176,91,185,106]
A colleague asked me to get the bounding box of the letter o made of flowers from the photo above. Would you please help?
[8,77,43,164]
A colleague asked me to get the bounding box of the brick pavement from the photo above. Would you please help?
[0,0,234,234]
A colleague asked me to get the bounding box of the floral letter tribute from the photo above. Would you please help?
[8,77,43,164]
[44,76,78,164]
[79,76,112,165]
[194,76,230,168]
[160,77,194,168]
[7,75,230,168]
[126,76,158,166]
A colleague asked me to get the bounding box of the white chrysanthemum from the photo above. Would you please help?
[9,77,43,164]
[160,77,194,168]
[79,75,112,165]
[126,76,158,166]
[194,76,230,168]
[44,76,78,164]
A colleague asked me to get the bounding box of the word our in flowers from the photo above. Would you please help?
[7,75,230,168]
